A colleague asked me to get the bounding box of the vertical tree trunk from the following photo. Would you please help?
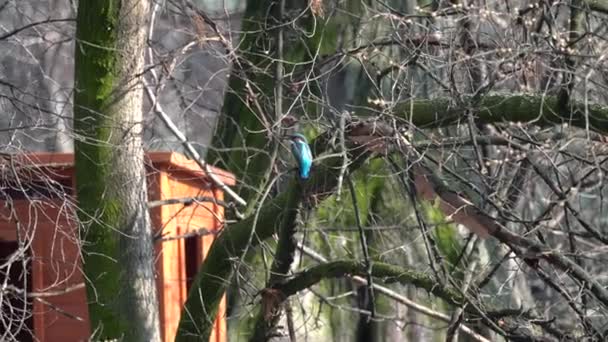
[73,1,160,340]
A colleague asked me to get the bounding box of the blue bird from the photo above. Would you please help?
[288,133,313,180]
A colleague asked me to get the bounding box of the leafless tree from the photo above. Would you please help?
[2,0,608,341]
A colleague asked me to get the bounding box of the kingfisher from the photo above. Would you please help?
[287,133,313,180]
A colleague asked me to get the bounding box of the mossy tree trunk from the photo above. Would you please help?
[207,0,329,210]
[363,94,608,134]
[207,0,286,207]
[176,129,373,340]
[73,1,160,340]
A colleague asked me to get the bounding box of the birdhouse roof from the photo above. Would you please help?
[4,151,237,186]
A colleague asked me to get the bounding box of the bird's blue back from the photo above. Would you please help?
[290,138,312,179]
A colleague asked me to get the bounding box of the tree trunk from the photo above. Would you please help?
[176,132,372,341]
[73,0,160,340]
[208,0,327,210]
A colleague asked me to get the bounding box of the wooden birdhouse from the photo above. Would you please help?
[0,152,234,342]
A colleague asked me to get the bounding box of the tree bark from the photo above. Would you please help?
[363,94,608,135]
[249,180,303,341]
[73,0,160,340]
[270,260,558,341]
[208,0,327,210]
[176,131,372,341]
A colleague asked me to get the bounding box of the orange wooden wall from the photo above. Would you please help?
[0,152,234,342]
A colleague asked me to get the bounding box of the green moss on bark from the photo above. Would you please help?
[208,0,330,208]
[372,94,608,134]
[73,0,130,337]
[273,260,465,306]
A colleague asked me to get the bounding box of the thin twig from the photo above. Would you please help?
[336,111,349,200]
[155,228,214,242]
[145,3,246,208]
[2,283,85,298]
[142,78,246,207]
[0,18,74,41]
[147,195,232,209]
[34,297,85,322]
[346,173,376,319]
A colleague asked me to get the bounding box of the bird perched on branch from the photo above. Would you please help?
[287,133,313,180]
